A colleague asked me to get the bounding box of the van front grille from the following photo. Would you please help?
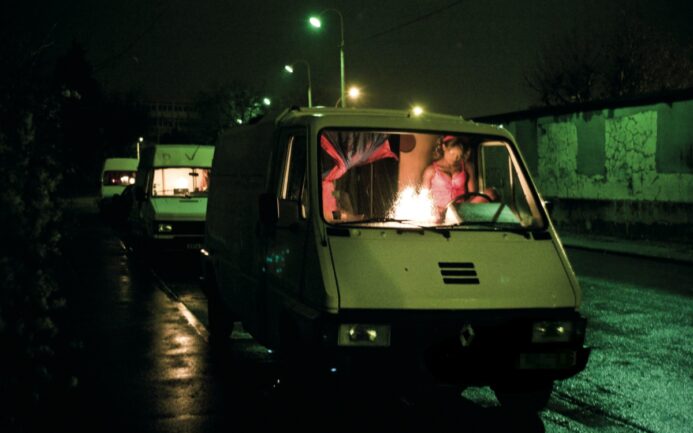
[438,262,479,285]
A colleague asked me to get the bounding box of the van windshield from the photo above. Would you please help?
[103,171,136,186]
[151,167,211,197]
[319,130,545,230]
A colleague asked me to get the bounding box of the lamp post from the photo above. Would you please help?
[309,9,345,108]
[137,137,143,159]
[284,60,312,107]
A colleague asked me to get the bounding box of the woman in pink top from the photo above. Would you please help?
[422,135,493,221]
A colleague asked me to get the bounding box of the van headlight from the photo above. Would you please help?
[531,320,575,343]
[338,324,391,347]
[157,223,173,233]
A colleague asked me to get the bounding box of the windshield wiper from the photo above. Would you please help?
[334,217,405,224]
[336,217,451,239]
[453,221,531,237]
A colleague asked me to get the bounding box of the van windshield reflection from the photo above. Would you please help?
[319,130,544,230]
[151,168,211,197]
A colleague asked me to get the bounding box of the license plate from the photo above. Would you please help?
[186,243,202,250]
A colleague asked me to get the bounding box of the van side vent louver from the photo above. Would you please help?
[438,262,479,284]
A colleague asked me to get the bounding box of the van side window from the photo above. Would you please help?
[480,141,543,227]
[280,134,307,202]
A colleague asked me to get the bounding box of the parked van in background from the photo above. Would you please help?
[203,107,590,412]
[97,157,138,213]
[129,144,214,253]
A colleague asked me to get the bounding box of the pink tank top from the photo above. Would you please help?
[430,162,467,208]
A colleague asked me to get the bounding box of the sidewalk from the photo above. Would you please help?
[558,230,693,265]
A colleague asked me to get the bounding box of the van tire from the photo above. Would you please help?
[493,381,553,413]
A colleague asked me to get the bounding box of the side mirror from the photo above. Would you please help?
[543,200,553,215]
[258,193,279,225]
[278,199,301,227]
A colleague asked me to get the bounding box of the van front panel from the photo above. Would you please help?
[328,229,577,310]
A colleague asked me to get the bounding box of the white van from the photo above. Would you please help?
[129,144,214,252]
[98,158,138,206]
[203,108,590,410]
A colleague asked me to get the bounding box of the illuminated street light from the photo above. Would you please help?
[137,136,143,159]
[334,85,361,107]
[348,86,360,99]
[263,97,271,106]
[309,9,346,108]
[309,17,322,28]
[284,60,313,107]
[412,105,424,117]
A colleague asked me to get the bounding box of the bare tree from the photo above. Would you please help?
[190,83,270,144]
[526,29,605,106]
[526,13,693,107]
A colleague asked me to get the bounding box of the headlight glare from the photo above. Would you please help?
[532,320,574,343]
[338,324,391,347]
[157,223,173,233]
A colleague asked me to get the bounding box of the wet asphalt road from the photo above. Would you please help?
[59,204,693,433]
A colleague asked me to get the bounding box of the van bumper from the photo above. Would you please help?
[313,308,591,387]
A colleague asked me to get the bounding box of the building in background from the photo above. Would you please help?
[476,89,693,243]
[142,101,198,143]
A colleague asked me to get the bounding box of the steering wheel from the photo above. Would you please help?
[447,191,494,207]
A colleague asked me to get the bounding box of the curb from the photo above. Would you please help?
[561,236,693,265]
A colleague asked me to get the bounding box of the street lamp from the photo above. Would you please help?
[348,86,360,99]
[284,60,313,107]
[309,9,345,108]
[335,85,361,107]
[137,136,143,159]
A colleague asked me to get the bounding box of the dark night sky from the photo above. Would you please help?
[12,0,693,117]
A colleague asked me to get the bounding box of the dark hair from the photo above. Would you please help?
[433,135,464,160]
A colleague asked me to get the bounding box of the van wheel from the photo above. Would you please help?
[493,381,553,413]
[208,293,234,345]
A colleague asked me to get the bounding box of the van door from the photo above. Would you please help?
[263,129,310,322]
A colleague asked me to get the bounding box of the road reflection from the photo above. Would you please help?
[209,342,545,433]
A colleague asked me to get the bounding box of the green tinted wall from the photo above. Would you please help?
[515,99,693,203]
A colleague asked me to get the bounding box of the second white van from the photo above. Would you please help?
[129,144,214,253]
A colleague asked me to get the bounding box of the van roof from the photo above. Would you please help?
[139,144,215,168]
[102,158,139,171]
[272,107,512,138]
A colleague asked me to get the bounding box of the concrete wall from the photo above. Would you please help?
[503,98,693,240]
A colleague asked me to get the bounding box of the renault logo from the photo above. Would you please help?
[459,324,475,347]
